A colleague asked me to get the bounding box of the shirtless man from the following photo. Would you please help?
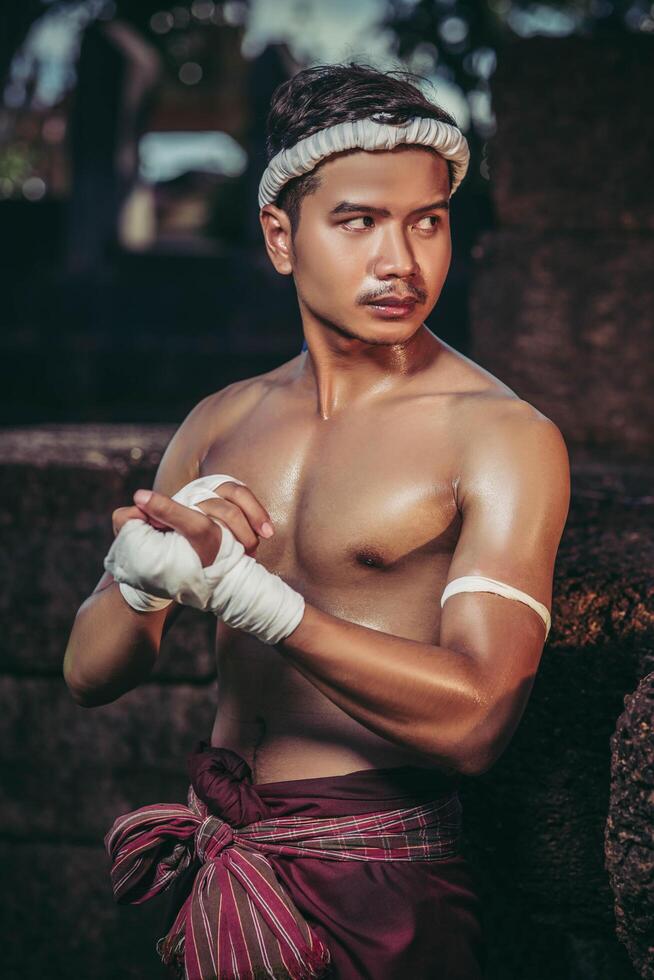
[64,63,570,980]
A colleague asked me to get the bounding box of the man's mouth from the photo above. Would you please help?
[367,295,418,307]
[365,296,418,317]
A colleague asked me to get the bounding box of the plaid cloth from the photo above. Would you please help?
[105,780,462,980]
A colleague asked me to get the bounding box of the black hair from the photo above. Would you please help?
[264,62,457,235]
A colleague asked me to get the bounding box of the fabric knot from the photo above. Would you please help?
[187,740,270,826]
[105,747,461,980]
[194,814,234,862]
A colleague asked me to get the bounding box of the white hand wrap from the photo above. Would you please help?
[104,475,306,646]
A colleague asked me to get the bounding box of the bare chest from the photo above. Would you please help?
[200,396,461,599]
[201,388,463,770]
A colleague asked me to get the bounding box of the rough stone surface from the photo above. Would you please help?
[489,36,654,232]
[605,672,654,979]
[554,461,654,658]
[0,676,218,772]
[0,427,216,680]
[2,841,171,980]
[469,231,654,461]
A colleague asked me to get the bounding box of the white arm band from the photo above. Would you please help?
[440,575,551,639]
[105,475,305,646]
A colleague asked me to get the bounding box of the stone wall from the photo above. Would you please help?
[0,427,651,979]
[470,35,654,463]
[1,426,212,980]
[464,33,654,978]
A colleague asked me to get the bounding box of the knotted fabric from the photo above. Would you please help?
[105,742,463,980]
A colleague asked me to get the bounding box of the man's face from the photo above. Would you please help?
[288,145,452,346]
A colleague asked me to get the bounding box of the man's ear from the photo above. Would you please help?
[259,205,294,275]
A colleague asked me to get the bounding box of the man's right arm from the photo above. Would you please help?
[62,389,229,707]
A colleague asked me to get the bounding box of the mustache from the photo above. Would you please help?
[360,287,427,304]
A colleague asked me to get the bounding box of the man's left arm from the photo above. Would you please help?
[277,408,571,776]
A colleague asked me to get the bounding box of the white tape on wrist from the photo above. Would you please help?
[116,474,244,614]
[118,583,173,613]
[105,475,305,645]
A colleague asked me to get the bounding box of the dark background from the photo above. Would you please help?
[1,2,653,978]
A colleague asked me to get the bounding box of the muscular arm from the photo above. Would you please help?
[277,406,571,775]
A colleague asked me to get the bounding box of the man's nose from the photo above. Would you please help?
[373,225,419,279]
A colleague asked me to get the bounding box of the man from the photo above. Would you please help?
[64,63,570,979]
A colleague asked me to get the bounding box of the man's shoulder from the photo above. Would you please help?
[437,342,559,432]
[153,357,301,495]
[456,395,569,520]
[437,346,569,505]
[189,355,302,431]
[459,387,567,478]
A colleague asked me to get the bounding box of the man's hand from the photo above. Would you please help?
[104,474,304,645]
[111,480,274,566]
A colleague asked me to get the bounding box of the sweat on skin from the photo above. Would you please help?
[64,142,570,784]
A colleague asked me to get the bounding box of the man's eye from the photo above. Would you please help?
[343,216,374,229]
[416,215,440,229]
[342,215,440,231]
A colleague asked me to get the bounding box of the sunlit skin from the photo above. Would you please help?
[64,144,570,785]
[261,145,453,418]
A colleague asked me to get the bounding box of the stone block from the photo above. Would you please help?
[0,675,216,770]
[606,671,654,979]
[0,675,218,840]
[0,426,216,680]
[469,230,654,461]
[489,36,654,231]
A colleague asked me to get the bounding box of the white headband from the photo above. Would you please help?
[258,114,470,209]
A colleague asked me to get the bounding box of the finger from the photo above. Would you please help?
[112,505,170,536]
[132,489,223,566]
[212,482,274,539]
[112,505,146,536]
[133,489,209,538]
[135,507,171,531]
[194,497,260,555]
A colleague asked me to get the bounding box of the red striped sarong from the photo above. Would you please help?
[105,741,470,980]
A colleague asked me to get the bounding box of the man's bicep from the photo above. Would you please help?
[440,411,570,700]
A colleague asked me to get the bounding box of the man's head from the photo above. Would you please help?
[263,63,461,235]
[259,63,467,347]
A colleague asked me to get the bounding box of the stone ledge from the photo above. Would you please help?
[0,423,174,471]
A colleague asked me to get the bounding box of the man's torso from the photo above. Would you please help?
[197,343,522,782]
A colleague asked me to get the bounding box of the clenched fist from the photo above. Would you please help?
[111,477,274,567]
[104,475,304,645]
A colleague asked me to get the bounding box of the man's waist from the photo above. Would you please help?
[105,743,464,980]
[191,783,463,863]
[210,727,440,785]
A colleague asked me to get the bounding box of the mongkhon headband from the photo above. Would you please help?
[258,114,470,209]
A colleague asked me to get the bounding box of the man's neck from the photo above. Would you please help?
[295,322,442,420]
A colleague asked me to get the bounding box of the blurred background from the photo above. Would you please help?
[1,2,653,979]
[2,0,650,429]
